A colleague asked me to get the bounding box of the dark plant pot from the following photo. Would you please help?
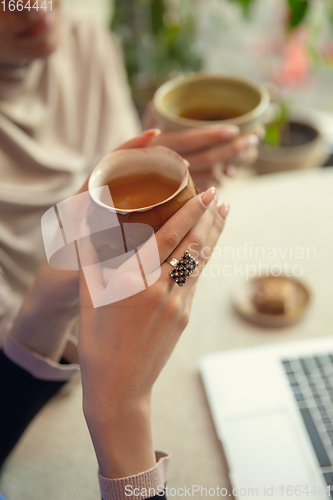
[255,120,329,175]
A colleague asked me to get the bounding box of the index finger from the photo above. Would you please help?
[153,125,240,154]
[138,187,218,267]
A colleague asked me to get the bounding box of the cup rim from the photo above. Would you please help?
[153,72,270,128]
[88,146,191,214]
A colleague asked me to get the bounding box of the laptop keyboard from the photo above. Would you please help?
[282,355,333,492]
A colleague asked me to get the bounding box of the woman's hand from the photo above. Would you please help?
[11,130,162,362]
[144,103,263,190]
[11,261,80,362]
[78,184,230,479]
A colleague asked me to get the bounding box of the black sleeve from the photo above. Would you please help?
[102,494,166,500]
[142,495,166,500]
[0,349,67,469]
[0,350,168,500]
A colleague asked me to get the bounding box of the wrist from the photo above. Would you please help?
[84,394,155,478]
[12,295,77,361]
[83,391,152,430]
[21,284,78,321]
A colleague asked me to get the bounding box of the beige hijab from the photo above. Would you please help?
[0,16,140,337]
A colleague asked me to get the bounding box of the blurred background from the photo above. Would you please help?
[63,0,111,27]
[62,0,333,107]
[63,0,333,173]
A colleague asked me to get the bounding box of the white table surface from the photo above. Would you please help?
[1,168,333,499]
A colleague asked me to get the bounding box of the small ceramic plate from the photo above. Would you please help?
[232,275,311,328]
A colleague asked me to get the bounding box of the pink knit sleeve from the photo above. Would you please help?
[98,451,171,500]
[2,327,80,381]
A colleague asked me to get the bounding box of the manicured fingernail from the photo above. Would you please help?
[221,125,240,138]
[200,187,217,208]
[218,202,230,220]
[143,128,161,137]
[248,134,259,146]
[214,192,219,203]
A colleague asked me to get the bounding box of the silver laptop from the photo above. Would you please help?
[200,336,333,499]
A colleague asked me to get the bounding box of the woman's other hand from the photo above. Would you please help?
[144,102,263,190]
[10,130,162,362]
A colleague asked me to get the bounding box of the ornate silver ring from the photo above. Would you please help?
[167,251,199,287]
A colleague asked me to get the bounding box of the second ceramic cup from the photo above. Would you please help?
[153,72,269,133]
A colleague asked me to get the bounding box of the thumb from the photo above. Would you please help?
[75,129,162,196]
[114,129,161,151]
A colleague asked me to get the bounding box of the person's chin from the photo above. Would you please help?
[16,34,60,62]
[31,35,60,60]
[16,8,62,62]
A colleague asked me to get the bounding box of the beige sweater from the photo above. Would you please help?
[0,17,172,500]
[0,16,140,340]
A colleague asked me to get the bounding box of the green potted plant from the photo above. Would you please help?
[111,0,332,172]
[230,0,332,173]
[256,100,329,174]
[111,0,202,115]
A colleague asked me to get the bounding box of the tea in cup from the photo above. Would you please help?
[87,146,197,264]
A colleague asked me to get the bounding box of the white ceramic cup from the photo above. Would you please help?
[153,72,269,133]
